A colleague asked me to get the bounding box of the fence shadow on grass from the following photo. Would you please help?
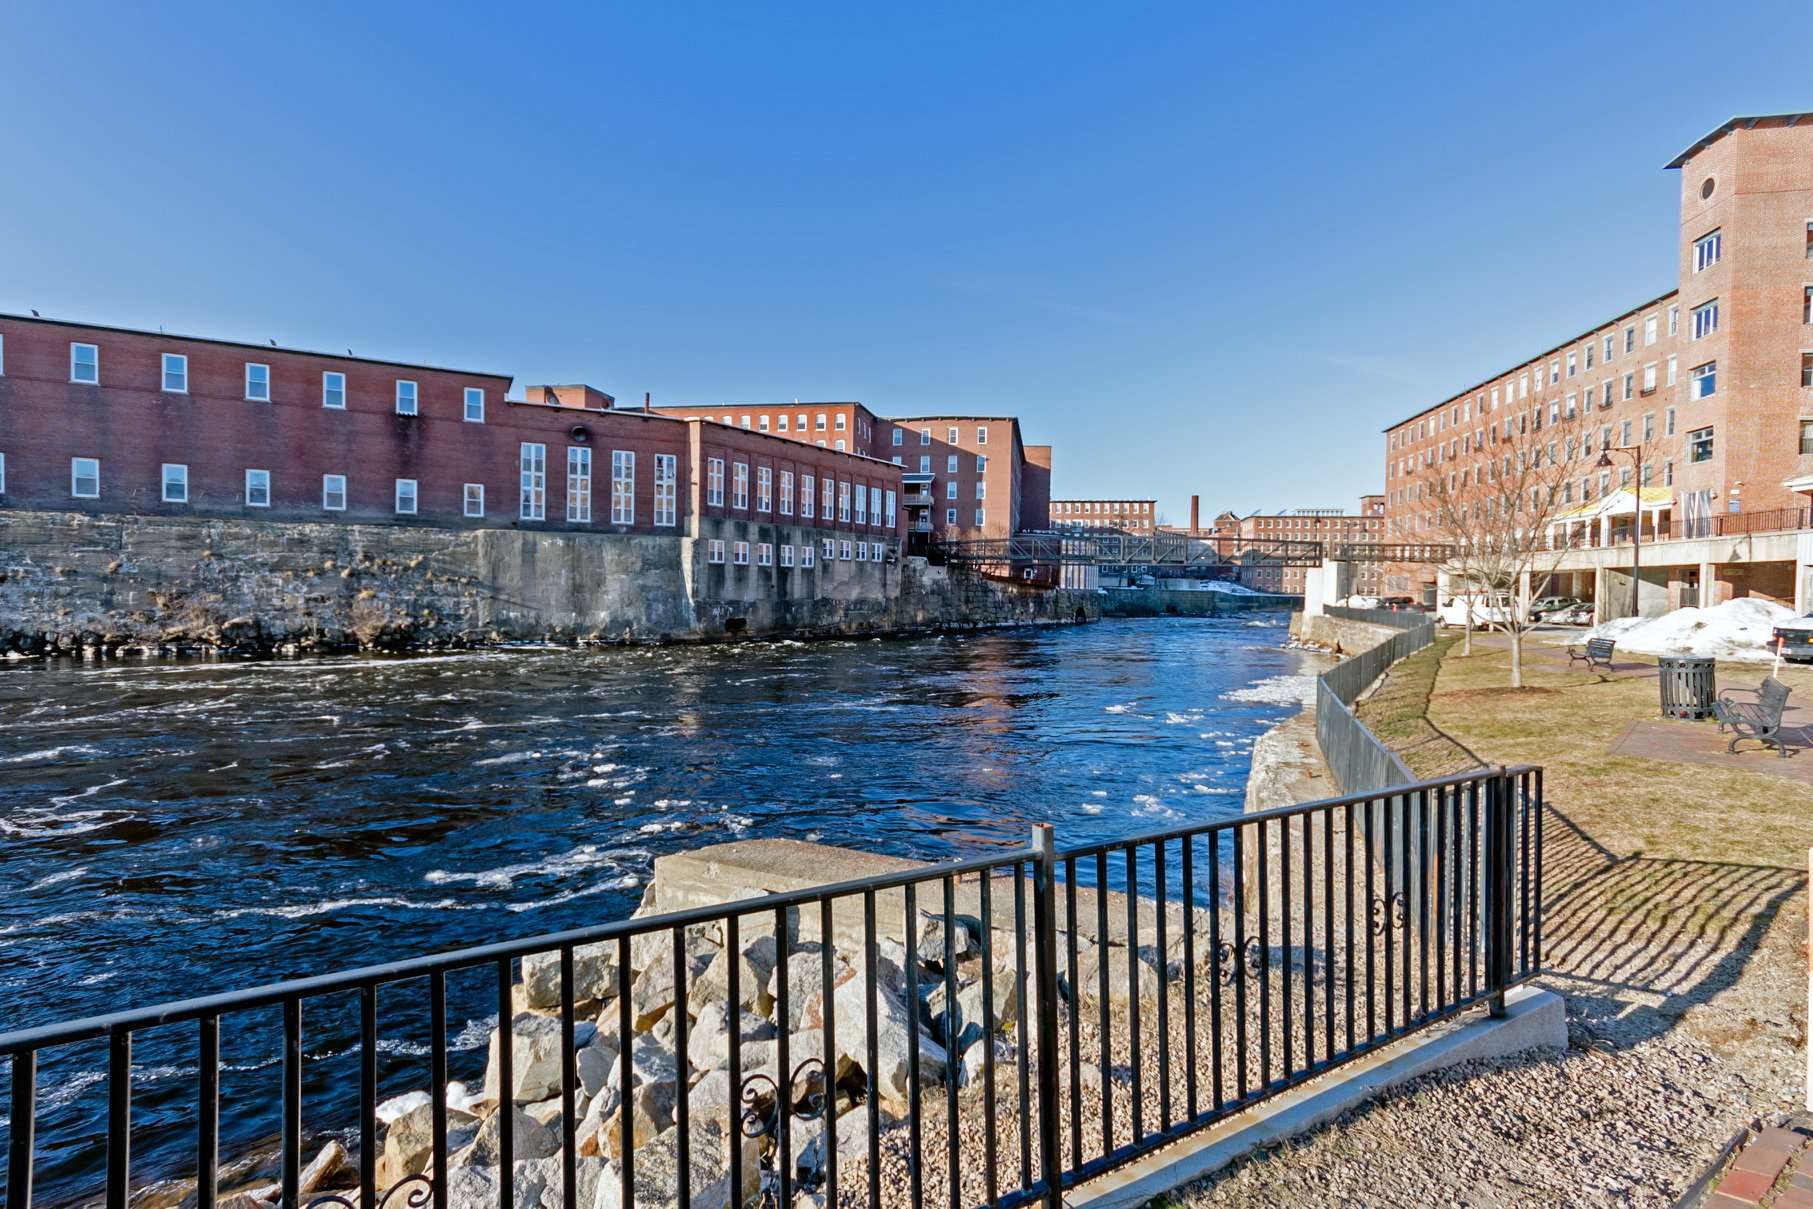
[1537,801,1804,1046]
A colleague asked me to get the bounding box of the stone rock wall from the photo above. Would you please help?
[0,511,1098,656]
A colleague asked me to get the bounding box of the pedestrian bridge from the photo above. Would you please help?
[934,528,1453,569]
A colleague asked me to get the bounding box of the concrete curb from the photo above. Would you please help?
[1067,984,1566,1209]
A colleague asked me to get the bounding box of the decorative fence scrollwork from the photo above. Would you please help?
[742,1058,832,1207]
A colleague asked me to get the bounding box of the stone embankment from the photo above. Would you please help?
[0,510,1095,657]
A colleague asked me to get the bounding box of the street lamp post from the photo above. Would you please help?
[1597,447,1644,621]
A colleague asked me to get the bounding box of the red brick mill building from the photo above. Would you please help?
[0,313,905,555]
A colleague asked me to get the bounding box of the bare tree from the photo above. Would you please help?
[1394,424,1592,688]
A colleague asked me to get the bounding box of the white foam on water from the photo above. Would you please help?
[1221,674,1315,706]
[27,867,90,892]
[426,843,631,890]
[0,744,103,765]
[216,896,485,920]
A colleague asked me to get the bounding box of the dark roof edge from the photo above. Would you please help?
[1666,112,1813,169]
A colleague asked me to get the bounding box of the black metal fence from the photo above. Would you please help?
[2,768,1542,1209]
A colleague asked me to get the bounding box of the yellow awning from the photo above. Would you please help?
[1549,486,1672,523]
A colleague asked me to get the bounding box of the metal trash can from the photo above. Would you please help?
[1657,655,1717,720]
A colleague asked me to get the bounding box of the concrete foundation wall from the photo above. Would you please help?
[0,509,1099,655]
[1097,587,1297,618]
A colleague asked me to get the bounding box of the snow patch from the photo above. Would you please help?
[1586,598,1795,663]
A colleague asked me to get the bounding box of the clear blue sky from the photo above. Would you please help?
[3,3,1809,523]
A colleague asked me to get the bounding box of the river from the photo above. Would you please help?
[0,615,1315,1197]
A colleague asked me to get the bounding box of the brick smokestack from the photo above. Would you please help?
[643,391,651,414]
[1190,495,1200,531]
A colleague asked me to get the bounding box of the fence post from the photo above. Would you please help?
[1483,768,1510,1018]
[1030,823,1064,1209]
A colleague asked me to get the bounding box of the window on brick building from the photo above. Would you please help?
[1644,315,1658,346]
[1803,353,1813,389]
[464,388,484,423]
[707,539,724,565]
[70,343,98,384]
[758,542,773,566]
[945,454,958,473]
[1691,300,1719,340]
[758,415,769,432]
[946,508,957,525]
[1603,335,1615,362]
[1693,229,1721,273]
[801,543,815,567]
[756,465,772,514]
[1624,326,1635,354]
[800,473,814,518]
[246,469,271,508]
[605,450,630,525]
[394,478,416,515]
[463,483,483,518]
[780,544,794,568]
[325,475,349,512]
[816,414,828,431]
[395,380,417,416]
[162,353,188,393]
[69,457,100,498]
[732,461,748,510]
[520,443,547,520]
[323,372,346,409]
[734,541,749,565]
[945,479,957,500]
[854,483,867,525]
[855,541,867,562]
[822,476,834,518]
[1805,287,1813,325]
[777,415,789,433]
[654,455,677,527]
[707,458,724,507]
[1801,422,1813,456]
[891,428,902,446]
[245,363,270,402]
[1688,427,1714,463]
[1623,373,1634,400]
[559,447,589,523]
[1691,360,1716,399]
[1642,363,1656,393]
[162,464,188,503]
[1,452,8,493]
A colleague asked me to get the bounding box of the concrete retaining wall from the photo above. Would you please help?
[0,510,1099,655]
[1098,587,1297,618]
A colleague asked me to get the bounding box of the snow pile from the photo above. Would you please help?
[1588,598,1795,662]
[1196,579,1263,595]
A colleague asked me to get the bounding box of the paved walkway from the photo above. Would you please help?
[1697,1120,1813,1207]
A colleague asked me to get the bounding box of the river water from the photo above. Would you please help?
[0,616,1315,1197]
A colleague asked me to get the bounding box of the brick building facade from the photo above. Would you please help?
[1212,499,1387,595]
[1051,498,1158,535]
[0,315,903,561]
[1383,113,1813,611]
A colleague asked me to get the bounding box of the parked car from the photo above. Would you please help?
[1529,595,1586,619]
[1437,595,1512,628]
[1773,614,1813,662]
[1377,596,1422,612]
[1550,603,1595,626]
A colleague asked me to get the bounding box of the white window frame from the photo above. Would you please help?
[855,541,868,562]
[732,462,749,510]
[654,454,677,527]
[1693,229,1721,273]
[324,474,348,512]
[464,387,485,423]
[757,465,772,513]
[395,379,418,416]
[245,362,271,402]
[840,539,852,561]
[1691,299,1719,340]
[323,371,346,409]
[975,507,987,526]
[780,544,794,568]
[71,457,100,498]
[885,490,896,527]
[70,343,99,384]
[162,353,189,393]
[463,483,484,518]
[822,477,834,518]
[801,473,815,519]
[733,540,749,566]
[161,463,188,503]
[612,448,637,526]
[392,477,417,515]
[569,446,595,524]
[245,468,271,508]
[780,469,794,516]
[891,428,902,447]
[708,539,726,565]
[707,458,725,507]
[801,543,816,568]
[520,442,547,520]
[1690,361,1717,400]
[822,537,836,560]
[975,427,987,444]
[870,486,881,525]
[838,480,851,522]
[757,542,773,566]
[855,485,867,525]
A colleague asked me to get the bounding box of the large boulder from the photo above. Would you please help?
[374,1099,479,1186]
[688,935,780,1017]
[686,1001,774,1074]
[766,947,853,1032]
[521,941,622,1010]
[592,1121,761,1209]
[449,1105,560,1168]
[484,1012,599,1104]
[916,911,978,966]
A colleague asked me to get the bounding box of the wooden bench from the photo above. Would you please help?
[1568,636,1616,671]
[1714,677,1795,759]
